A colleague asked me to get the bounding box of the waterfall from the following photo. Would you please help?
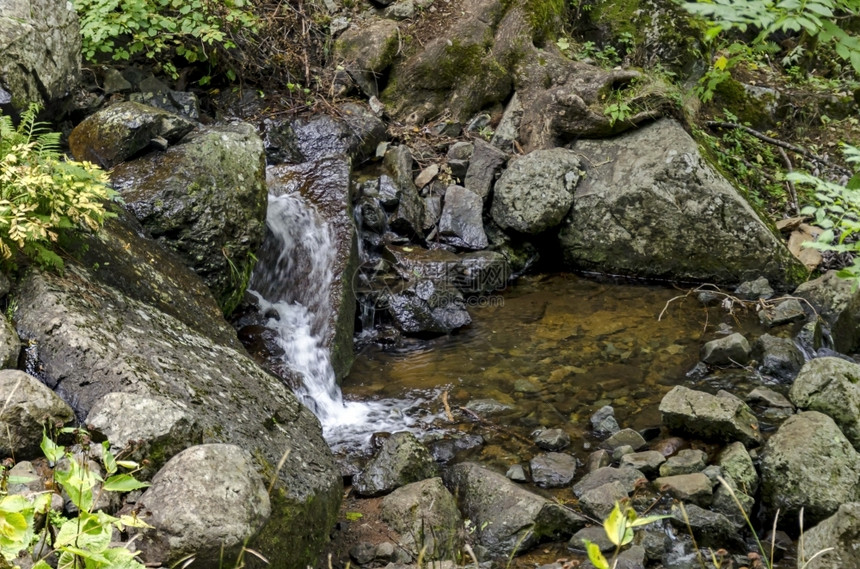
[249,192,434,450]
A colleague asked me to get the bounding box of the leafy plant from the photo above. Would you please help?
[583,502,668,569]
[73,0,258,79]
[0,104,117,272]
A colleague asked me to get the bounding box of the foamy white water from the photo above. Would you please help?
[249,192,437,450]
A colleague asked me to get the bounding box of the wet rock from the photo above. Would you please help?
[530,452,577,488]
[700,332,751,365]
[335,18,399,97]
[354,432,439,497]
[439,186,488,249]
[669,504,741,549]
[716,442,758,495]
[612,445,635,461]
[381,477,463,559]
[651,437,689,458]
[85,392,200,472]
[591,405,620,437]
[13,220,341,566]
[558,119,805,285]
[490,93,523,153]
[129,90,200,121]
[601,428,647,452]
[387,279,471,334]
[0,370,74,460]
[569,526,614,553]
[579,480,630,519]
[414,164,439,190]
[654,473,713,506]
[465,398,514,415]
[385,147,425,238]
[796,319,824,354]
[586,449,612,472]
[795,270,860,353]
[711,476,754,526]
[506,464,528,482]
[360,196,387,233]
[573,466,646,497]
[620,451,666,476]
[447,142,474,182]
[454,251,510,294]
[734,277,774,300]
[0,313,20,368]
[491,148,581,234]
[659,449,707,477]
[137,444,270,566]
[759,298,806,327]
[260,157,357,378]
[444,462,586,559]
[383,245,509,296]
[378,174,401,208]
[535,428,570,451]
[659,386,763,447]
[423,194,443,232]
[753,334,804,381]
[464,139,507,200]
[0,0,80,112]
[761,411,860,523]
[111,122,266,314]
[746,386,793,409]
[800,502,860,569]
[789,357,860,449]
[69,101,196,168]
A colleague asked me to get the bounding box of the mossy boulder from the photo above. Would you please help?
[335,18,401,97]
[111,122,267,315]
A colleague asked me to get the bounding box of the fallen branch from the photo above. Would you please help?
[705,121,852,177]
[441,390,454,422]
[456,406,534,445]
[778,146,800,215]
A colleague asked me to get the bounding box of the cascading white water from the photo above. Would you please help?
[249,192,436,451]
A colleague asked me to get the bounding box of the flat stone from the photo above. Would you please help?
[659,385,762,447]
[620,451,666,476]
[601,428,646,451]
[530,452,577,488]
[658,449,707,477]
[653,473,713,506]
[535,428,571,451]
[590,405,620,437]
[579,480,630,519]
[573,466,646,498]
[759,298,806,327]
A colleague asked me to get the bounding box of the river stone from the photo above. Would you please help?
[654,473,713,506]
[753,334,804,381]
[530,452,577,488]
[111,122,266,314]
[85,392,200,472]
[761,411,860,523]
[335,18,399,97]
[447,141,473,182]
[579,480,630,519]
[601,428,646,452]
[258,158,357,379]
[800,502,860,569]
[586,449,611,472]
[439,186,488,249]
[381,477,463,559]
[659,449,707,477]
[659,386,763,447]
[789,357,860,450]
[573,466,646,498]
[415,164,439,189]
[0,370,74,460]
[569,526,614,553]
[711,476,754,527]
[746,386,793,409]
[444,462,586,559]
[620,451,665,476]
[13,219,341,568]
[700,332,751,365]
[535,428,570,451]
[383,245,509,296]
[0,0,80,112]
[68,102,196,168]
[590,405,620,437]
[717,442,758,495]
[491,93,523,153]
[385,147,425,238]
[464,139,507,200]
[137,444,270,566]
[794,270,860,353]
[386,279,471,334]
[491,148,581,234]
[129,90,200,121]
[759,298,806,327]
[669,504,742,549]
[734,277,774,300]
[0,313,20,369]
[354,432,439,497]
[558,119,804,285]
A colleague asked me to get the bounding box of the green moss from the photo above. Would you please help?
[588,0,641,40]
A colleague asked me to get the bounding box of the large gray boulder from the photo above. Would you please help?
[334,18,400,97]
[800,502,860,569]
[659,386,762,447]
[137,444,271,566]
[111,122,267,314]
[761,411,860,523]
[0,0,80,111]
[491,148,582,234]
[381,477,463,560]
[353,432,440,497]
[558,119,805,285]
[68,101,196,168]
[790,357,860,450]
[13,213,342,569]
[444,462,586,559]
[0,370,74,460]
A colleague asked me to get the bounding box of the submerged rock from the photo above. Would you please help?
[790,357,860,450]
[700,333,751,365]
[386,279,472,334]
[444,462,586,559]
[558,119,805,285]
[761,411,860,524]
[754,334,804,381]
[353,432,439,497]
[659,386,762,447]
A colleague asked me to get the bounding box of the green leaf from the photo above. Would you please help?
[41,431,64,463]
[102,442,117,475]
[103,474,150,493]
[583,540,610,569]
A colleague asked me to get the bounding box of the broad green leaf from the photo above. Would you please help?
[583,540,610,569]
[41,431,64,463]
[630,514,671,527]
[118,514,154,529]
[103,474,150,493]
[101,442,117,475]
